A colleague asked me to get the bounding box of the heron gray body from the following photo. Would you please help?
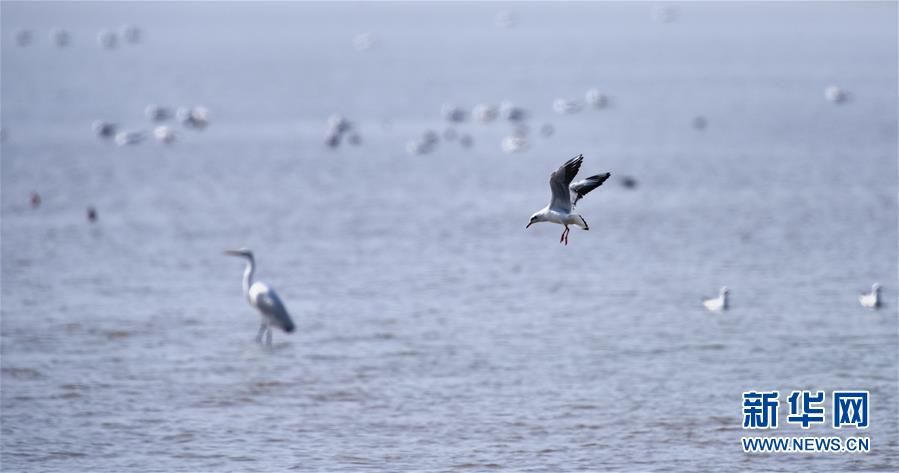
[226,248,295,345]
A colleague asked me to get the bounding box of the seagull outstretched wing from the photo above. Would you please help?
[570,172,611,207]
[548,154,583,212]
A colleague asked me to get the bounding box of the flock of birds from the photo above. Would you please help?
[700,283,882,313]
[9,25,215,223]
[13,24,142,49]
[397,92,613,158]
[92,104,211,147]
[225,152,883,346]
[5,14,878,348]
[8,24,212,148]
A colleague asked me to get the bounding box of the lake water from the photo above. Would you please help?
[1,2,897,471]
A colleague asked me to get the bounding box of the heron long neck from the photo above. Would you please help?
[242,257,256,296]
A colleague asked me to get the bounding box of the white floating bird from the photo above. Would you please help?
[177,106,210,129]
[224,248,296,345]
[153,125,175,144]
[703,287,729,312]
[859,283,881,309]
[526,154,611,245]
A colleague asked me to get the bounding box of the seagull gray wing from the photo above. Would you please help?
[548,154,583,212]
[253,283,296,333]
[570,172,611,207]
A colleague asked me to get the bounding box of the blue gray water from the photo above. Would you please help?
[2,2,897,471]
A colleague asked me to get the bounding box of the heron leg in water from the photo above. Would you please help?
[265,327,273,346]
[255,323,267,343]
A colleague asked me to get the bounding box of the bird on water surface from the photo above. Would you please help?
[703,286,729,312]
[859,283,881,309]
[224,248,295,346]
[526,154,611,245]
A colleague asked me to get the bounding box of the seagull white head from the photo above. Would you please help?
[224,248,254,259]
[526,210,548,229]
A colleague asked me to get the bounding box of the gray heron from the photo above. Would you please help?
[224,248,295,345]
[526,154,611,245]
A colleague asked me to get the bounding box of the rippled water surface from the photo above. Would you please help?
[2,2,898,472]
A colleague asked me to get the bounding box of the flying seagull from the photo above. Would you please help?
[859,283,881,309]
[526,154,611,245]
[224,248,295,345]
[703,286,729,312]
